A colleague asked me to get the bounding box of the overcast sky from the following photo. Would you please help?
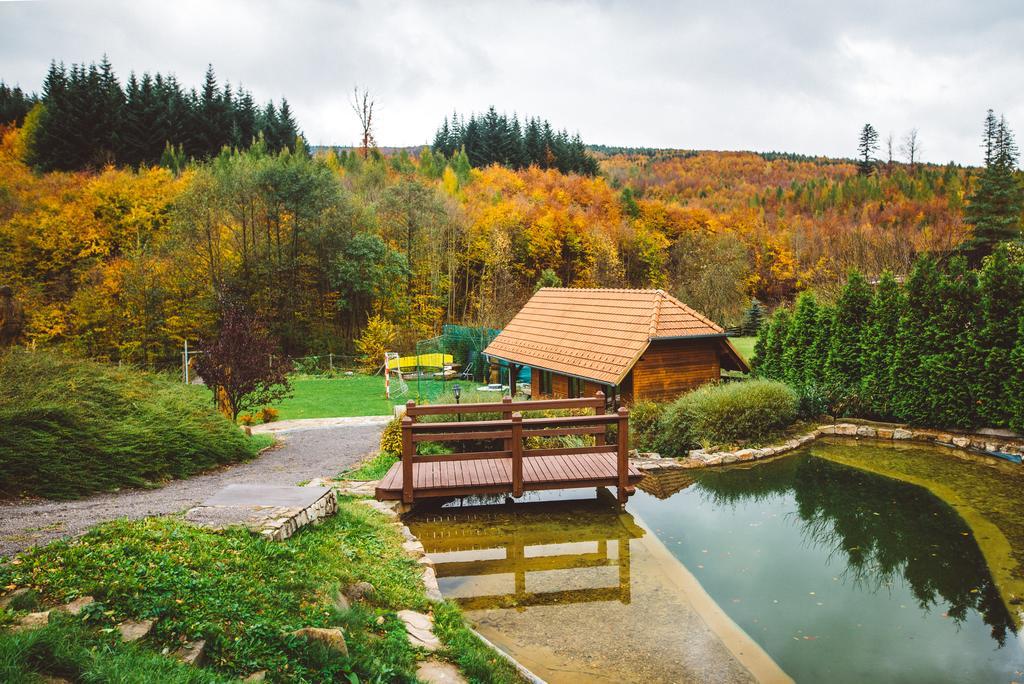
[1,0,1022,164]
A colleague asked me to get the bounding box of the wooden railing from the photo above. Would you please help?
[400,392,630,504]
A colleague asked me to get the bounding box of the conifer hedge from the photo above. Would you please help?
[752,246,1024,431]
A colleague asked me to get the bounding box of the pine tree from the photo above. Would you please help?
[782,292,819,387]
[974,246,1024,426]
[859,271,906,419]
[740,298,765,336]
[929,257,980,428]
[964,113,1023,263]
[857,123,879,175]
[807,304,835,387]
[824,270,872,399]
[1008,314,1024,433]
[752,307,791,380]
[892,257,945,424]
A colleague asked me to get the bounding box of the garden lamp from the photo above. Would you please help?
[452,383,461,404]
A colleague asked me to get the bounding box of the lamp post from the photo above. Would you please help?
[452,383,461,422]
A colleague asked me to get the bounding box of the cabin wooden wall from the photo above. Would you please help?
[629,338,720,403]
[530,369,604,400]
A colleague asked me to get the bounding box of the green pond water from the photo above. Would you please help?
[406,438,1024,683]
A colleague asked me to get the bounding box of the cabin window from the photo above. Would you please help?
[538,370,553,395]
[568,377,585,398]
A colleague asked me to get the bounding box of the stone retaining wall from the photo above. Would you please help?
[633,421,1024,472]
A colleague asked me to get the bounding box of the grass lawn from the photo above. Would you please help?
[729,336,757,364]
[269,374,459,421]
[0,499,523,683]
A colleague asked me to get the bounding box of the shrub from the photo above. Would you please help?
[356,315,397,371]
[258,407,279,423]
[379,417,403,454]
[629,400,665,452]
[0,351,263,499]
[238,413,255,426]
[656,379,799,455]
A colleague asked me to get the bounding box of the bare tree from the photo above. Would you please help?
[350,86,376,159]
[885,132,895,168]
[900,128,921,168]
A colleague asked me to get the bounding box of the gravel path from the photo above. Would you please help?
[0,422,385,557]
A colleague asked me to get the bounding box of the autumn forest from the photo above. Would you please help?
[0,59,1020,370]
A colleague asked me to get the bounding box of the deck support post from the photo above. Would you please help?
[594,391,606,446]
[501,395,513,454]
[616,406,629,505]
[401,405,416,504]
[511,412,523,497]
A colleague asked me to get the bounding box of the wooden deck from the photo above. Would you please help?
[374,392,642,505]
[376,451,644,500]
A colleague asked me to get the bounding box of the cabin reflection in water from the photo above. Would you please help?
[406,490,645,610]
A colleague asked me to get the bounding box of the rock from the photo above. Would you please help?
[721,454,738,464]
[117,619,154,642]
[638,452,662,459]
[57,595,94,616]
[759,448,776,458]
[835,423,858,436]
[876,428,894,439]
[0,588,32,610]
[935,433,954,445]
[171,639,206,667]
[628,449,639,458]
[892,428,913,440]
[243,671,268,682]
[704,455,724,466]
[10,611,50,632]
[416,660,468,684]
[855,426,877,438]
[402,540,425,556]
[422,566,444,603]
[818,425,836,435]
[290,627,348,656]
[332,589,350,612]
[733,449,756,460]
[397,525,417,542]
[952,436,971,448]
[344,581,375,602]
[398,609,442,651]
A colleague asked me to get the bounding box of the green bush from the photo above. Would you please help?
[258,406,279,423]
[0,351,264,499]
[379,417,402,454]
[629,400,665,452]
[656,379,799,455]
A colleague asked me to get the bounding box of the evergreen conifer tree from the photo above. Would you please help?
[1007,314,1024,433]
[964,113,1022,263]
[782,292,819,387]
[859,271,906,418]
[740,298,765,336]
[858,123,879,175]
[892,257,945,423]
[974,246,1024,426]
[753,307,791,380]
[929,257,980,428]
[824,270,872,399]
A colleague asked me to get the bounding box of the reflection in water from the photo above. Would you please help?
[693,454,1015,644]
[633,442,1024,684]
[407,490,643,610]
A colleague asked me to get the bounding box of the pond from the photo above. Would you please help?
[405,438,1024,683]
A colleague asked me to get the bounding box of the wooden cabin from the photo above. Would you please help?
[483,288,749,404]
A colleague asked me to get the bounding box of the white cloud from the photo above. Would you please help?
[1,0,1022,164]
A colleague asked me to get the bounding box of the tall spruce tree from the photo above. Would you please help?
[782,292,819,387]
[929,257,980,428]
[752,307,791,380]
[892,257,945,424]
[859,271,906,419]
[858,123,879,175]
[1008,314,1024,433]
[824,270,872,399]
[964,113,1022,263]
[807,304,835,387]
[974,246,1024,426]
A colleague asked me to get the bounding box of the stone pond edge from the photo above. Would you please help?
[633,421,1024,472]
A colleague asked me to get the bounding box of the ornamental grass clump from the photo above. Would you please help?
[0,350,264,499]
[656,379,798,455]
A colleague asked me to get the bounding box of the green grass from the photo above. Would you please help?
[0,351,268,500]
[729,336,757,364]
[269,375,458,421]
[340,452,399,481]
[0,499,524,683]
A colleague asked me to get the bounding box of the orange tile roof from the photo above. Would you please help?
[483,288,726,385]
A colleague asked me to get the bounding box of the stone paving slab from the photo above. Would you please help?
[185,485,337,541]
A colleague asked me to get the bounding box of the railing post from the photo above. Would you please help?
[616,406,629,504]
[594,390,606,446]
[511,411,523,497]
[501,395,513,454]
[401,413,415,505]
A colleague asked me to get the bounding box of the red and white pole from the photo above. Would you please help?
[384,354,391,399]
